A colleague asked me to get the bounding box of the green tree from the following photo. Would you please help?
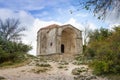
[89,27,111,42]
[86,26,120,75]
[0,18,32,64]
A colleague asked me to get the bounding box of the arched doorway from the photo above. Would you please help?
[61,28,77,54]
[61,44,64,53]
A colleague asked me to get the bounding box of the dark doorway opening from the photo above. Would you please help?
[61,44,64,53]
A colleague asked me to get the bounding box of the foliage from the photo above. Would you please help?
[57,65,67,69]
[0,18,25,41]
[0,38,32,64]
[85,26,120,75]
[36,63,51,67]
[72,67,88,75]
[31,67,50,73]
[58,61,69,65]
[0,18,32,65]
[80,0,120,19]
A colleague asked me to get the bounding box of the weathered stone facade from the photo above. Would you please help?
[37,24,82,57]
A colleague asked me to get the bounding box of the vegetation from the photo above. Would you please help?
[36,63,51,67]
[32,63,51,73]
[58,61,69,65]
[0,18,26,41]
[0,18,32,66]
[72,67,88,75]
[84,25,120,75]
[80,0,120,19]
[57,65,67,69]
[31,67,50,73]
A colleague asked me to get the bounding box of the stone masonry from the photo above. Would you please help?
[37,24,82,57]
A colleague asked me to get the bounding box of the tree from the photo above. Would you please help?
[0,18,25,41]
[80,0,120,19]
[82,22,91,52]
[89,27,111,42]
[86,26,120,75]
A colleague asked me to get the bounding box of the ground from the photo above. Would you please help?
[0,57,108,80]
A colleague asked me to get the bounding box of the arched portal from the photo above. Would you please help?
[61,44,64,53]
[61,28,77,54]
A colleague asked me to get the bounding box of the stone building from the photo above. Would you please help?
[37,24,82,57]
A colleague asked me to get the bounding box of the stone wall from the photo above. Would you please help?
[37,24,83,57]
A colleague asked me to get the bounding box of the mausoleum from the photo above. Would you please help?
[37,24,82,57]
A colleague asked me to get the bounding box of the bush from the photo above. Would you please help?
[31,67,49,73]
[72,67,88,75]
[86,26,120,75]
[57,65,67,69]
[0,37,32,64]
[36,63,51,67]
[90,61,108,75]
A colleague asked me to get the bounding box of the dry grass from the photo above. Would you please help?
[58,61,69,65]
[31,63,52,74]
[72,67,88,75]
[0,59,31,69]
[31,67,51,74]
[36,63,51,67]
[57,65,67,69]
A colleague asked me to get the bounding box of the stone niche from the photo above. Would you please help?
[37,24,82,59]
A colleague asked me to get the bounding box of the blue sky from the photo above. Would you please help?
[0,0,119,55]
[0,0,108,26]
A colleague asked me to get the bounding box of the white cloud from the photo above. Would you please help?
[87,22,97,30]
[0,8,16,20]
[108,23,120,30]
[75,13,88,17]
[0,8,34,27]
[65,18,84,30]
[65,18,97,31]
[106,9,120,25]
[18,11,34,27]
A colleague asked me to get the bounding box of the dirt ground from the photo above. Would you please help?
[0,60,108,80]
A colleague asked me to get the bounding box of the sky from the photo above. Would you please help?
[0,0,119,55]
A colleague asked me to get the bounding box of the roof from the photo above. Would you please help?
[40,24,60,30]
[37,24,82,33]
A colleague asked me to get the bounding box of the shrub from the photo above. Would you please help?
[0,38,32,64]
[58,61,69,65]
[57,65,67,69]
[31,67,49,73]
[36,63,51,67]
[90,61,108,75]
[72,67,88,75]
[86,26,120,75]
